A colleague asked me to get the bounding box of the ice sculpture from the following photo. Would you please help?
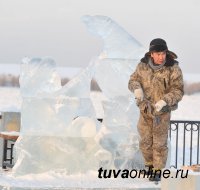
[82,15,145,98]
[13,57,107,175]
[98,96,143,169]
[13,15,146,176]
[82,15,145,169]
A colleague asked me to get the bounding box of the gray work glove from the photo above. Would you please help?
[134,88,144,101]
[155,100,167,112]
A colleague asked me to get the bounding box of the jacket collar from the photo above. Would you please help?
[140,52,178,67]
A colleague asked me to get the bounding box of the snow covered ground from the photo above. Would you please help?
[0,87,199,189]
[0,169,161,190]
[171,93,200,120]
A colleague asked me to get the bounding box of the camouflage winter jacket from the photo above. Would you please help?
[128,54,184,116]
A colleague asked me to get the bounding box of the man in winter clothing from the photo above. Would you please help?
[128,38,184,181]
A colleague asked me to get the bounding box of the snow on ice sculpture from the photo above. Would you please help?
[13,57,111,175]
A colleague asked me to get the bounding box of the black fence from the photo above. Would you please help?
[169,120,200,168]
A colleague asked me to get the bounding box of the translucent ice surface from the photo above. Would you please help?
[20,57,61,97]
[55,61,95,98]
[12,15,146,177]
[82,15,145,60]
[98,95,142,169]
[20,97,96,136]
[14,57,106,175]
[102,95,139,128]
[94,58,137,98]
[14,137,102,175]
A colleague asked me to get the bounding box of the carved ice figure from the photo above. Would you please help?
[13,15,147,176]
[82,15,145,169]
[13,57,108,175]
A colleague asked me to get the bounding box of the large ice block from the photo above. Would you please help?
[81,15,144,170]
[98,95,142,170]
[12,15,145,178]
[13,117,109,175]
[13,57,112,175]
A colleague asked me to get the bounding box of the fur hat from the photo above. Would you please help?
[149,38,168,52]
[141,38,179,66]
[147,38,177,59]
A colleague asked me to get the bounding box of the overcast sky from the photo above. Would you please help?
[0,0,200,73]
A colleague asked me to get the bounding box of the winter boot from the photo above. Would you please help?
[149,168,161,182]
[140,165,153,176]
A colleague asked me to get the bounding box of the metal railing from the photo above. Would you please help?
[1,118,199,169]
[169,120,200,168]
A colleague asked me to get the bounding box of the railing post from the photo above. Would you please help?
[197,124,200,164]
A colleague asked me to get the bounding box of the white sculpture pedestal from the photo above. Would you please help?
[161,169,200,190]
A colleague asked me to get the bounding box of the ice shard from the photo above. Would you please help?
[81,15,145,60]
